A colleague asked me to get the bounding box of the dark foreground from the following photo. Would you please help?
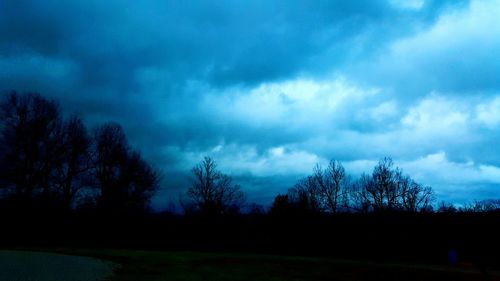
[0,250,115,281]
[3,211,500,280]
[12,248,494,281]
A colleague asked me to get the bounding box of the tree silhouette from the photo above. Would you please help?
[350,173,373,213]
[92,123,158,213]
[288,176,322,213]
[437,201,457,213]
[355,157,433,212]
[93,122,129,210]
[120,150,159,211]
[0,92,159,213]
[185,156,244,215]
[313,160,350,213]
[0,92,63,201]
[288,157,434,213]
[399,175,433,212]
[54,116,92,209]
[285,160,350,214]
[462,199,500,212]
[269,194,293,215]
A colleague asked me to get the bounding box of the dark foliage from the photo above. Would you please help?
[92,123,159,214]
[0,92,63,200]
[0,92,159,214]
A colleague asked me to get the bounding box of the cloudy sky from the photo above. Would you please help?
[1,0,499,208]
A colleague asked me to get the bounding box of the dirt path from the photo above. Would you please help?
[0,250,116,281]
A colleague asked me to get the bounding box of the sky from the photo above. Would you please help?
[1,0,499,209]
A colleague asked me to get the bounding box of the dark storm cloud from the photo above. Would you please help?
[0,0,463,91]
[2,0,500,208]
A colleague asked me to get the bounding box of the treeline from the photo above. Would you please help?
[181,157,500,216]
[270,157,433,215]
[179,156,434,216]
[0,92,159,214]
[2,92,499,217]
[2,92,500,267]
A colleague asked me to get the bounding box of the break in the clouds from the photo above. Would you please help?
[1,0,499,208]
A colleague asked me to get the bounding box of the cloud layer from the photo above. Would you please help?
[1,0,499,208]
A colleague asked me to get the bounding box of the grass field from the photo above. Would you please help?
[34,248,498,281]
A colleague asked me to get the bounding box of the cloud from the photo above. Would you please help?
[156,86,499,206]
[202,77,381,133]
[389,0,425,10]
[402,151,500,184]
[357,0,500,94]
[475,96,500,128]
[400,151,500,203]
[3,0,500,208]
[176,143,322,177]
[400,93,471,137]
[0,53,78,92]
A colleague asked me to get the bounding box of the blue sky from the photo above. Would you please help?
[1,0,499,208]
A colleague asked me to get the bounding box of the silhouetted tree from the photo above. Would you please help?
[0,92,63,202]
[93,123,129,211]
[350,173,373,213]
[120,151,159,211]
[368,158,401,211]
[437,201,457,213]
[462,199,500,213]
[313,160,350,213]
[288,176,322,212]
[269,194,293,215]
[53,116,92,209]
[285,160,351,214]
[185,156,244,215]
[92,123,158,213]
[399,175,433,212]
[354,157,433,212]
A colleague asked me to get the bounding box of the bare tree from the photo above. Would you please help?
[186,156,244,215]
[350,173,373,213]
[93,122,129,210]
[368,158,401,211]
[0,92,158,212]
[357,157,433,212]
[286,160,351,214]
[0,92,63,199]
[399,175,433,212]
[120,150,159,211]
[462,199,500,213]
[92,123,158,212]
[288,175,322,212]
[314,160,349,213]
[53,116,92,209]
[437,201,457,213]
[270,194,292,215]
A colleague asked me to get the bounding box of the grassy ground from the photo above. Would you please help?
[39,248,499,281]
